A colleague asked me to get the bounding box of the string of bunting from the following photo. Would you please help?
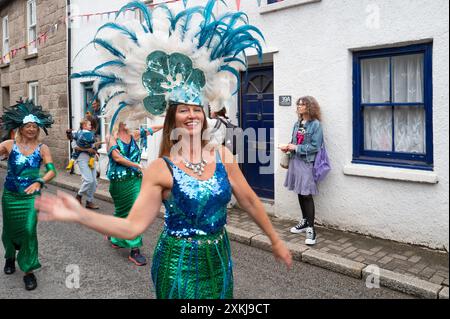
[1,0,267,64]
[69,0,265,21]
[1,17,65,65]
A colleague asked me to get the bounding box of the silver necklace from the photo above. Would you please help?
[19,143,33,151]
[183,157,208,176]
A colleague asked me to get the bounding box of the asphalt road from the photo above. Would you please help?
[0,169,413,299]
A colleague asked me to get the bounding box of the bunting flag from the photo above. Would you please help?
[236,0,241,10]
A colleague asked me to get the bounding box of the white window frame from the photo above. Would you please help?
[2,16,9,64]
[28,82,39,105]
[27,0,37,55]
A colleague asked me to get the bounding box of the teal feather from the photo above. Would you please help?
[93,60,125,72]
[153,4,175,33]
[109,102,128,133]
[70,71,117,82]
[219,65,241,95]
[95,22,139,45]
[1,100,53,135]
[102,91,126,114]
[116,1,153,33]
[224,56,247,69]
[92,38,126,60]
[97,78,121,93]
[173,6,204,39]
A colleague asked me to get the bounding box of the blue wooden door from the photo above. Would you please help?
[240,66,274,199]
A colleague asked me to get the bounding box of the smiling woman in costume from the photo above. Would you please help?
[0,100,56,291]
[35,0,292,299]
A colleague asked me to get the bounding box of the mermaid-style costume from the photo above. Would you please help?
[107,137,143,248]
[152,151,233,299]
[2,143,43,273]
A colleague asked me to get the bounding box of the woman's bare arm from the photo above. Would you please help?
[36,159,170,239]
[0,140,13,157]
[220,146,292,268]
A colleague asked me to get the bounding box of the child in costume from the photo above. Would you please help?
[66,119,101,171]
[35,0,292,299]
[0,100,56,291]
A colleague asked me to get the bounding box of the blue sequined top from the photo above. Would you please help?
[4,143,43,193]
[107,137,142,181]
[73,129,95,148]
[162,151,232,237]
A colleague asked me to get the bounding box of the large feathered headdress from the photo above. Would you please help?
[72,0,264,132]
[1,99,54,135]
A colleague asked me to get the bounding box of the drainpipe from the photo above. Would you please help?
[66,0,73,129]
[66,0,73,157]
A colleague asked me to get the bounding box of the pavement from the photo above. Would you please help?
[1,162,448,299]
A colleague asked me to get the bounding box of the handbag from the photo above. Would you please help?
[313,143,331,182]
[280,151,290,169]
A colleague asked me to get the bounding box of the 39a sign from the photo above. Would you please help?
[279,95,292,106]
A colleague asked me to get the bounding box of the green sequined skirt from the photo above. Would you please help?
[151,229,233,299]
[1,189,41,273]
[109,177,143,248]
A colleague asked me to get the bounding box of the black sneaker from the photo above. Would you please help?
[4,258,15,275]
[23,273,37,291]
[305,227,317,245]
[290,219,308,234]
[129,248,147,266]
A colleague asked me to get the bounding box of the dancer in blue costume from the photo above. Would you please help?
[0,100,56,291]
[35,0,292,299]
[105,121,162,266]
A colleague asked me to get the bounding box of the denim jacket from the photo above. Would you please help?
[290,119,323,163]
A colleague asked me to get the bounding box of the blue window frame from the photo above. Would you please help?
[352,43,433,171]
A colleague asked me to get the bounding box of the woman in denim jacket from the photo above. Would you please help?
[281,96,323,245]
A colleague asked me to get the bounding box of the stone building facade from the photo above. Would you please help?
[0,0,68,167]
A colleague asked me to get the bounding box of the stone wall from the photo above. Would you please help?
[0,0,68,167]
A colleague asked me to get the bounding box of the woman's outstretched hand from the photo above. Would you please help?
[35,191,84,223]
[272,240,293,269]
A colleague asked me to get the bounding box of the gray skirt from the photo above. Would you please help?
[284,157,318,195]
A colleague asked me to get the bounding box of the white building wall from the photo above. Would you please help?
[236,0,449,250]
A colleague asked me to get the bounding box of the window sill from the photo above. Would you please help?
[259,0,321,15]
[24,53,38,61]
[0,62,10,69]
[343,163,438,184]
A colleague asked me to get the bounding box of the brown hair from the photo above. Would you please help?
[297,96,322,121]
[158,104,209,158]
[80,118,92,130]
[85,113,99,132]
